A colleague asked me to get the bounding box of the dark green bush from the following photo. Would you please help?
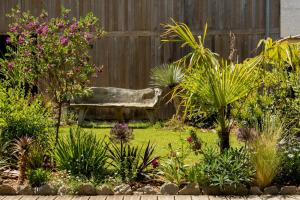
[189,147,255,188]
[27,168,50,187]
[277,136,300,185]
[54,127,108,179]
[0,86,53,143]
[108,141,157,182]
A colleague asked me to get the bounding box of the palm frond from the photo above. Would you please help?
[150,63,184,88]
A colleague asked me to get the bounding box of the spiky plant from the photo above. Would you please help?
[150,63,184,89]
[13,136,33,185]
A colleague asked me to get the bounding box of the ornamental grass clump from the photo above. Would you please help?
[54,127,108,179]
[251,115,282,189]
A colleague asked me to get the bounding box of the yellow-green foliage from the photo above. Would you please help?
[251,116,282,188]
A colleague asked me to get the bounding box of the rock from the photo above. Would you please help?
[96,185,114,195]
[0,184,17,195]
[280,186,298,195]
[17,185,34,195]
[297,187,300,195]
[264,186,279,195]
[249,186,263,195]
[2,170,19,179]
[160,182,179,195]
[133,191,144,195]
[58,186,72,195]
[178,183,201,195]
[137,185,158,195]
[78,183,97,195]
[201,186,220,195]
[35,184,57,195]
[222,184,248,195]
[114,184,133,195]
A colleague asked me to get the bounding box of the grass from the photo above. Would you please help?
[59,122,241,164]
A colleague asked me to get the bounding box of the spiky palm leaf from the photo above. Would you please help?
[150,64,184,88]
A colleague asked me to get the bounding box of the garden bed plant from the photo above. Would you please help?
[0,7,299,196]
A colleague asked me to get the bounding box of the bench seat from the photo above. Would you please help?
[70,87,162,123]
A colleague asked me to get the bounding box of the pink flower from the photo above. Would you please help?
[18,36,25,44]
[60,36,69,46]
[24,51,31,56]
[151,158,159,168]
[9,25,18,33]
[37,25,48,35]
[7,62,14,71]
[187,136,193,144]
[36,44,43,50]
[69,22,78,33]
[25,22,35,30]
[5,37,11,44]
[84,32,94,43]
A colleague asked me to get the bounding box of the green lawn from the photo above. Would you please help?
[59,123,241,164]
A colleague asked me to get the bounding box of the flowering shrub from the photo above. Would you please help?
[110,123,133,143]
[277,136,300,185]
[0,6,105,142]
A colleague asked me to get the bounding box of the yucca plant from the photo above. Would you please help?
[162,20,262,152]
[54,127,108,179]
[150,63,184,89]
[13,136,33,185]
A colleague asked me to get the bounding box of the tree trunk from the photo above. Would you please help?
[18,157,26,185]
[218,106,230,153]
[55,102,63,146]
[219,130,230,153]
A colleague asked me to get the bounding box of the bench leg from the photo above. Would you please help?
[77,108,87,125]
[115,107,125,122]
[146,109,156,123]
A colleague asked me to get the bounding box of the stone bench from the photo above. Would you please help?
[70,87,162,123]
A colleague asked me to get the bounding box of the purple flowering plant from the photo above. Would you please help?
[0,6,105,143]
[110,123,134,143]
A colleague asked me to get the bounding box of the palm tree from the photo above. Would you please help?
[162,20,262,152]
[13,136,33,185]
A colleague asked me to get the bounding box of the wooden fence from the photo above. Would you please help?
[0,0,280,90]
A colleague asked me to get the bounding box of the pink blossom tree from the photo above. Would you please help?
[0,6,105,144]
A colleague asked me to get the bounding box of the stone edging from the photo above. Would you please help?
[0,183,299,196]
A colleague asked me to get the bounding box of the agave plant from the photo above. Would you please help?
[162,20,262,152]
[13,136,33,185]
[150,63,184,89]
